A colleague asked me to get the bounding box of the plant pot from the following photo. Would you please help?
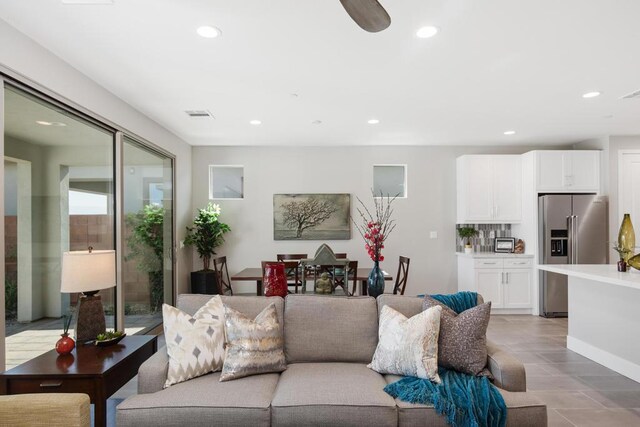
[464,245,473,254]
[191,270,220,294]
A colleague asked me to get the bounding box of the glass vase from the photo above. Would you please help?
[618,213,636,263]
[368,261,385,298]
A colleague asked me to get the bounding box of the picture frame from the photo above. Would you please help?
[273,193,351,240]
[494,237,516,253]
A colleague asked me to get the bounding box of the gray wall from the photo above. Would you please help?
[192,145,554,295]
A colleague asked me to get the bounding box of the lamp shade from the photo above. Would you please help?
[61,250,116,293]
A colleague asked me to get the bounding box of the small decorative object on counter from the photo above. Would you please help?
[315,272,333,294]
[627,253,640,272]
[56,313,75,355]
[457,227,478,254]
[263,262,288,297]
[613,245,631,272]
[514,239,525,254]
[353,191,398,298]
[617,214,635,264]
[95,330,126,347]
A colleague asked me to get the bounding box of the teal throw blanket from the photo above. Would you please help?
[430,291,478,314]
[385,291,507,427]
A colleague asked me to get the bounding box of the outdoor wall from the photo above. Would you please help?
[192,145,554,296]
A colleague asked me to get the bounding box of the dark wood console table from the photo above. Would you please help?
[0,335,157,427]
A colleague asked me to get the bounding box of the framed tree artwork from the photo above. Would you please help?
[273,194,351,240]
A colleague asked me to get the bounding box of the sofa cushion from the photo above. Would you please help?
[377,295,424,319]
[284,295,378,363]
[369,305,442,382]
[271,363,397,427]
[117,371,279,427]
[384,375,547,427]
[177,294,285,335]
[220,303,286,382]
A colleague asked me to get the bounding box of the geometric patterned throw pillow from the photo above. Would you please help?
[368,304,442,383]
[162,295,225,388]
[219,303,286,382]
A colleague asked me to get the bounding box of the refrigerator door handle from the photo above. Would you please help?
[567,216,573,264]
[573,215,579,263]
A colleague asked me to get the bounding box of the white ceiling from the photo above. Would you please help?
[2,0,640,147]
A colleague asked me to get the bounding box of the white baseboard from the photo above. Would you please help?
[567,335,640,383]
[491,308,533,315]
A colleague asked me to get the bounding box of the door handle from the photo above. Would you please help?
[566,216,573,263]
[573,215,579,263]
[501,272,504,284]
[506,272,509,283]
[40,382,62,388]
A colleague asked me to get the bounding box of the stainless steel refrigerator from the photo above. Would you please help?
[538,195,608,317]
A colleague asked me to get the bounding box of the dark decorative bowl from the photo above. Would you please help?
[95,333,126,347]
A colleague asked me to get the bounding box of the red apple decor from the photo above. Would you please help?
[56,313,75,355]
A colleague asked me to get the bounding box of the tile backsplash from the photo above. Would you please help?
[455,224,511,252]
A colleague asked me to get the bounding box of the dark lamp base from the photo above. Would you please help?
[74,293,106,343]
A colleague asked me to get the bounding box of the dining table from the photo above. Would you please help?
[231,267,393,296]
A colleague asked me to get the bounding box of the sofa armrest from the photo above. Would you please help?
[486,339,527,392]
[138,345,169,394]
[0,393,90,427]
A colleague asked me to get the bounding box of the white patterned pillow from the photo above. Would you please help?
[368,305,442,383]
[162,295,226,387]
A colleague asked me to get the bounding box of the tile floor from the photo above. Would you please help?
[105,315,640,427]
[487,315,640,426]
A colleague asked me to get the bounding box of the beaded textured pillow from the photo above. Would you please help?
[220,303,286,382]
[368,304,442,383]
[162,295,225,388]
[423,295,492,376]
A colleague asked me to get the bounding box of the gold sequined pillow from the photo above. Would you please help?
[220,303,286,382]
[422,296,492,376]
[368,305,442,383]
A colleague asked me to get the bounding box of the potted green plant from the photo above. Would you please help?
[184,202,231,294]
[125,204,165,313]
[458,227,478,253]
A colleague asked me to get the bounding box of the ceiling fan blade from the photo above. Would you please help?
[339,0,391,33]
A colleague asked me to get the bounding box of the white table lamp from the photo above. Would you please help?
[61,247,116,342]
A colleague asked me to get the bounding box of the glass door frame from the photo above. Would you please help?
[115,132,176,331]
[0,71,177,369]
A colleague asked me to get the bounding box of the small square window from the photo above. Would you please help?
[209,165,244,199]
[373,165,407,198]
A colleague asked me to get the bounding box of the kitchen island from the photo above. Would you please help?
[537,264,640,382]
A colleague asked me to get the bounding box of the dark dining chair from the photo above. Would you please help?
[277,254,307,293]
[212,256,233,295]
[393,256,410,295]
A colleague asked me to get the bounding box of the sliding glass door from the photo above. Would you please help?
[2,81,176,369]
[122,136,173,334]
[3,84,115,369]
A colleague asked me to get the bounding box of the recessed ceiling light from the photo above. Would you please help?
[367,119,380,124]
[250,120,262,125]
[582,91,601,99]
[197,26,221,38]
[416,26,439,39]
[36,121,52,126]
[503,130,516,135]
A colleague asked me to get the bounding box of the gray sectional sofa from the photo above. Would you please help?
[117,294,547,426]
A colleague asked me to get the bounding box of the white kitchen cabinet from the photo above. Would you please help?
[536,151,600,192]
[457,155,522,223]
[457,254,533,313]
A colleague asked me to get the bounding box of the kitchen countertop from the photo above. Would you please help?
[537,264,640,290]
[456,252,534,258]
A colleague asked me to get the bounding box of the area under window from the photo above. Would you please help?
[69,190,109,215]
[209,165,244,199]
[373,165,407,198]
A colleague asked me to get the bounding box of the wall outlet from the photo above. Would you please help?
[429,231,438,239]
